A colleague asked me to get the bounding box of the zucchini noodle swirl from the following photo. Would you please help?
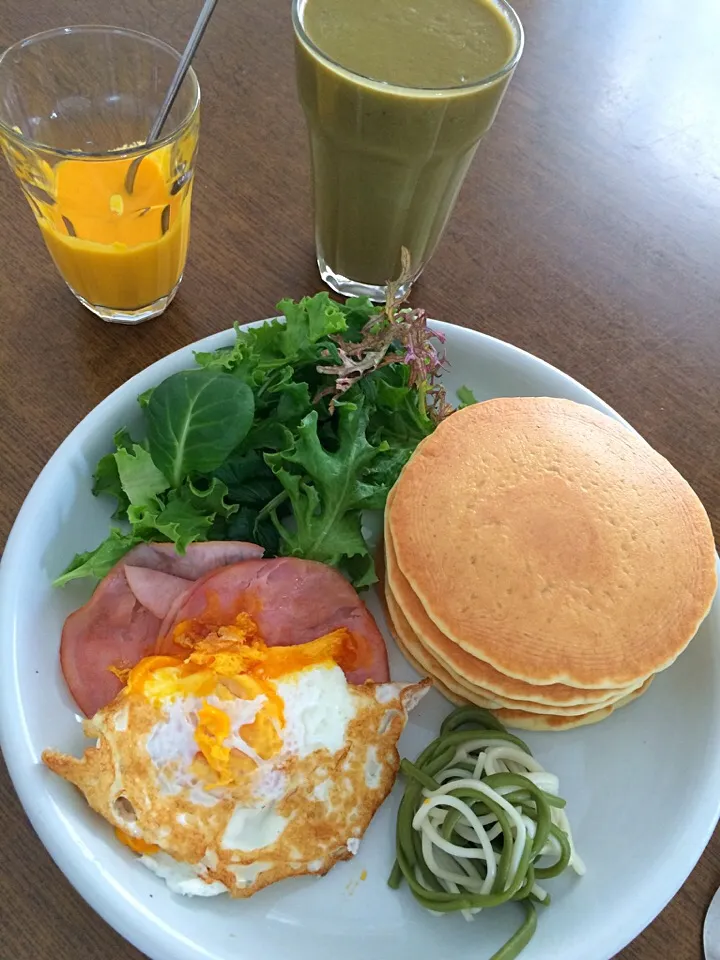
[389,707,585,960]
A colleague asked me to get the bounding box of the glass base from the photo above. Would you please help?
[72,276,182,324]
[318,257,419,303]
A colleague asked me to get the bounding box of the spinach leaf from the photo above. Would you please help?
[146,370,254,487]
[59,291,461,589]
[213,449,283,507]
[224,505,283,557]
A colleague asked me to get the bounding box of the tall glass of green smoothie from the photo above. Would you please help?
[293,0,523,301]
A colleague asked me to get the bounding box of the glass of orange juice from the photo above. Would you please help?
[0,26,200,324]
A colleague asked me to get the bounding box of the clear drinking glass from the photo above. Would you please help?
[293,0,523,302]
[0,26,200,324]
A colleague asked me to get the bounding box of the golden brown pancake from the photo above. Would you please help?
[384,499,639,707]
[383,577,637,715]
[383,581,653,730]
[496,681,651,731]
[388,397,717,689]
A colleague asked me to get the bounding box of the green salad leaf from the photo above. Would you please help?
[457,385,478,408]
[265,402,389,581]
[184,477,239,519]
[54,529,142,587]
[277,293,348,357]
[148,494,216,550]
[146,370,255,486]
[114,444,170,506]
[55,291,471,589]
[92,428,135,519]
[213,450,283,507]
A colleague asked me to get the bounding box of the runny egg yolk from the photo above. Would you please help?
[240,703,284,760]
[125,616,353,785]
[115,827,159,855]
[194,702,233,786]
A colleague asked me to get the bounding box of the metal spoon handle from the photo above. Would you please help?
[148,0,217,143]
[126,0,218,194]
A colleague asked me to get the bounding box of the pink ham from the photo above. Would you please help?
[60,564,161,717]
[123,566,193,620]
[120,541,265,579]
[156,557,390,684]
[60,540,264,716]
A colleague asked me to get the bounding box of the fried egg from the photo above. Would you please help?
[43,613,428,897]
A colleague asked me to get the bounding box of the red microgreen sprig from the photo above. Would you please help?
[316,249,453,422]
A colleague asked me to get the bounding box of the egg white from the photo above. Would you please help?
[44,661,428,898]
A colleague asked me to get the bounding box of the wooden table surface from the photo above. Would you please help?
[1,0,718,957]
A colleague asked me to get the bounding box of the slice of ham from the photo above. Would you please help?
[156,557,390,684]
[121,541,265,580]
[60,564,162,718]
[60,541,264,717]
[123,566,193,620]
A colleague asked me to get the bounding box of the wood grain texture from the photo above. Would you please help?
[0,0,718,957]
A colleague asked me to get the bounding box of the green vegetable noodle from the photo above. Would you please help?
[55,291,473,589]
[390,706,584,960]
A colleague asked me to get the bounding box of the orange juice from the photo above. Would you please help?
[38,148,191,310]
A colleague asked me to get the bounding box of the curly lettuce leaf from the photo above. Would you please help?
[126,491,215,551]
[265,402,390,584]
[359,366,435,448]
[196,293,355,379]
[266,369,312,423]
[277,292,347,357]
[53,529,141,587]
[183,477,238,519]
[151,494,216,550]
[114,444,170,506]
[56,478,236,585]
[341,296,379,338]
[58,292,456,589]
[92,428,136,519]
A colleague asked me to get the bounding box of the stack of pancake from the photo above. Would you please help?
[383,397,717,730]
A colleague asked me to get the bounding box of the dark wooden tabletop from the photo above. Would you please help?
[1,0,718,957]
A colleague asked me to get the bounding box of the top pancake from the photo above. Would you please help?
[388,397,717,688]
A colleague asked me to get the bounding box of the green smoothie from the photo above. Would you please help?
[293,0,522,297]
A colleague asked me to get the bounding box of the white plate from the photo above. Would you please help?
[1,320,719,960]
